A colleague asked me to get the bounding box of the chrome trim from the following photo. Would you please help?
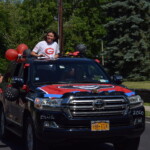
[72,110,124,116]
[26,97,34,102]
[6,117,22,126]
[66,95,128,117]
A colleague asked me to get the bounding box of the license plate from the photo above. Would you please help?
[91,120,110,131]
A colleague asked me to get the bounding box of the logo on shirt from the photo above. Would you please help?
[45,48,54,55]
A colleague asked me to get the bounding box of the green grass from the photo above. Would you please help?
[145,111,150,117]
[123,81,150,89]
[144,103,150,106]
[144,103,150,117]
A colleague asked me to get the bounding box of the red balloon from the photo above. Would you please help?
[5,49,18,61]
[16,43,28,54]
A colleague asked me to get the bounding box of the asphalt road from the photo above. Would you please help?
[139,120,150,150]
[0,121,150,150]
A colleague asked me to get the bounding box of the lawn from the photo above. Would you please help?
[145,111,150,117]
[123,81,150,89]
[144,103,150,117]
[144,103,150,106]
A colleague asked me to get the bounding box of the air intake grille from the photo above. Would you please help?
[68,96,128,117]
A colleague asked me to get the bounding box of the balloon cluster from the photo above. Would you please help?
[5,43,28,61]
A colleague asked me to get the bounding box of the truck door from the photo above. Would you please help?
[10,63,29,126]
[3,62,29,128]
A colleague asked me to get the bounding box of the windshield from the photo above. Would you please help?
[31,60,110,85]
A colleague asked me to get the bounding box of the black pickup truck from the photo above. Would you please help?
[0,57,145,150]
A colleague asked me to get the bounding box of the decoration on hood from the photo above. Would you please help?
[91,89,99,93]
[58,85,114,90]
[37,84,135,99]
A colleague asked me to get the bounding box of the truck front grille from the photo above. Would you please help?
[68,96,128,117]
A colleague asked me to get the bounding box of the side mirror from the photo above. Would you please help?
[12,77,24,87]
[111,75,123,85]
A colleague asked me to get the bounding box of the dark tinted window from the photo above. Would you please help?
[32,60,110,84]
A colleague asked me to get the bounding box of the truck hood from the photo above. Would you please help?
[37,84,135,98]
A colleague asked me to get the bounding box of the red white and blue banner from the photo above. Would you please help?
[37,84,135,98]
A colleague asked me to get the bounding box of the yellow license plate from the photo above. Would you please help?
[91,121,110,131]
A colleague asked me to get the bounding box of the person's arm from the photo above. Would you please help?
[31,42,45,57]
[30,51,44,57]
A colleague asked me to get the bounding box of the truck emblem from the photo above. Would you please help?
[93,99,105,110]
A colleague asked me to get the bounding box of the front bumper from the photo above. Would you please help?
[33,107,145,143]
[39,124,144,143]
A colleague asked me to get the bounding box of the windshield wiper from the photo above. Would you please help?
[74,80,110,84]
[73,80,100,83]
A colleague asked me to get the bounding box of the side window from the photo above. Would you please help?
[3,62,16,82]
[19,63,30,84]
[87,65,104,80]
[14,63,22,76]
[3,72,11,82]
[23,66,29,84]
[3,62,22,82]
[33,64,57,83]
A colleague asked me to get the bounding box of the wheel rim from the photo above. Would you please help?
[27,124,34,150]
[0,111,5,136]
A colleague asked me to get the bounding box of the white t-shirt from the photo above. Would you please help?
[32,41,60,58]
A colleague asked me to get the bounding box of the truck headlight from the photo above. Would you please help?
[128,95,143,109]
[34,98,62,110]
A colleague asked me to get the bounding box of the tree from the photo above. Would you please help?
[0,0,109,56]
[0,2,9,55]
[63,0,109,57]
[0,2,10,73]
[103,0,150,80]
[1,0,149,80]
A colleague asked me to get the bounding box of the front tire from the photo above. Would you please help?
[24,117,48,150]
[114,137,140,150]
[25,117,37,150]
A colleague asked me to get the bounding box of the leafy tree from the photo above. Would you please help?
[1,0,109,55]
[0,2,10,73]
[0,0,149,80]
[103,0,150,80]
[63,0,109,57]
[0,2,9,54]
[18,0,58,49]
[0,0,25,50]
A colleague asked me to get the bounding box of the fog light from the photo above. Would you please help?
[134,117,143,125]
[43,121,59,128]
[44,121,50,127]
